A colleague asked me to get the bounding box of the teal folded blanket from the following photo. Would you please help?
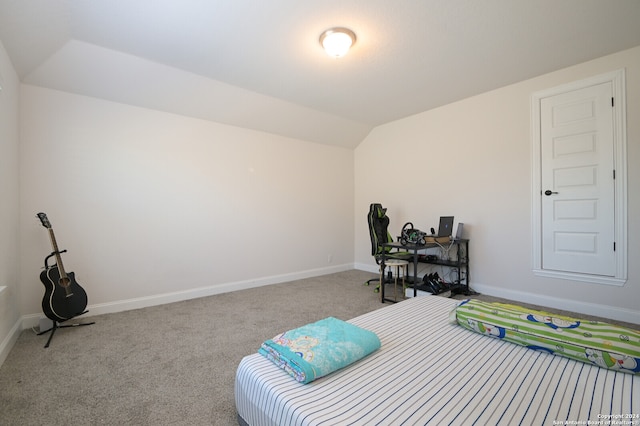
[258,317,381,384]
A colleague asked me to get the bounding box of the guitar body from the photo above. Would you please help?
[40,266,88,322]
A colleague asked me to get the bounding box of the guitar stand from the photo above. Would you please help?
[37,311,95,348]
[44,250,65,269]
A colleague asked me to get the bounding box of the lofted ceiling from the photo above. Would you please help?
[1,0,640,148]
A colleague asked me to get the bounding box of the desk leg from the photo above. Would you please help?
[465,241,470,294]
[379,265,383,302]
[393,266,398,301]
[379,257,386,303]
[413,250,419,297]
[401,264,406,300]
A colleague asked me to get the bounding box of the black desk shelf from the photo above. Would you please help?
[423,258,462,268]
[380,239,470,302]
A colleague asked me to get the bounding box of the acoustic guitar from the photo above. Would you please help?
[37,212,88,322]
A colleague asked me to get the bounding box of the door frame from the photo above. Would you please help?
[530,69,627,285]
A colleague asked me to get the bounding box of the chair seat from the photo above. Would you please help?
[385,259,409,267]
[375,251,412,263]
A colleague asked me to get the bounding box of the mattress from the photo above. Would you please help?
[235,295,639,425]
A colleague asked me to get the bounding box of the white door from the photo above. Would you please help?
[540,82,615,276]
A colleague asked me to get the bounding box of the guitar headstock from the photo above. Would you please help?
[37,212,52,229]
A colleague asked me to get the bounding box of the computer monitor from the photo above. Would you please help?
[454,223,464,240]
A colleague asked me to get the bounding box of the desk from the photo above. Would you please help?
[380,239,470,303]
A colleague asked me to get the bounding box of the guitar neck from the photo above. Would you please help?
[48,228,68,278]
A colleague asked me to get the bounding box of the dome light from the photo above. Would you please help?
[319,27,356,58]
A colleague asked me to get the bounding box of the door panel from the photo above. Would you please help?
[540,82,615,276]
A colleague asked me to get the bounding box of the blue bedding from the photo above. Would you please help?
[258,316,381,384]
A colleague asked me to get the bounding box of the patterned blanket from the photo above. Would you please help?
[258,317,381,384]
[451,299,640,375]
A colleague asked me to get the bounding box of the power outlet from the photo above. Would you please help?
[327,254,333,263]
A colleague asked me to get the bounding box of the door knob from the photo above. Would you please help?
[544,190,558,196]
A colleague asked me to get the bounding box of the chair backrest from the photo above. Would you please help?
[368,203,392,256]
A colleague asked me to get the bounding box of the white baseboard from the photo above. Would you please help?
[20,263,354,330]
[0,318,21,367]
[353,265,640,325]
[354,262,379,274]
[471,282,640,325]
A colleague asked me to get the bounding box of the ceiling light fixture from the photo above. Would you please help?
[319,27,356,58]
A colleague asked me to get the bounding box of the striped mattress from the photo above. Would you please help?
[235,295,638,425]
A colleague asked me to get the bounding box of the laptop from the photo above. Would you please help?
[436,216,454,237]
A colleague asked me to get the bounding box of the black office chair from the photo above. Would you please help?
[365,203,412,291]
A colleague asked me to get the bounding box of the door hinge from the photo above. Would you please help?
[614,242,616,251]
[611,97,614,107]
[613,169,616,180]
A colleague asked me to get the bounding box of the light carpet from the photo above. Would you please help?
[1,270,636,425]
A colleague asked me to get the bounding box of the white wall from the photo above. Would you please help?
[5,40,639,372]
[355,45,640,324]
[0,40,21,365]
[19,86,354,322]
